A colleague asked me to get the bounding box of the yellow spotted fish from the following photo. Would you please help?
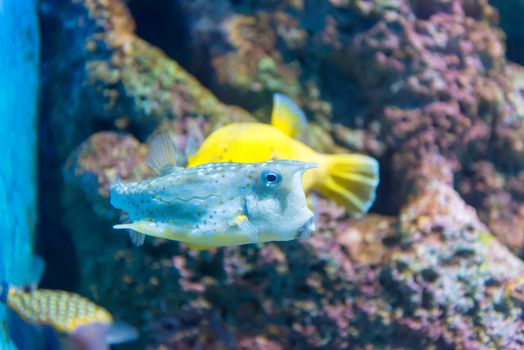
[1,281,137,350]
[188,93,380,216]
[4,286,112,333]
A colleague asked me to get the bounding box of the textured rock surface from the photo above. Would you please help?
[38,0,524,349]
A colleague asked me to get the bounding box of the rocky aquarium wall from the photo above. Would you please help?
[35,0,524,349]
[0,0,40,348]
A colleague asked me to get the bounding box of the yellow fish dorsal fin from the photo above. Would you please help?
[271,93,308,139]
[145,133,180,176]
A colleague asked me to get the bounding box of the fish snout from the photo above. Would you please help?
[296,216,315,240]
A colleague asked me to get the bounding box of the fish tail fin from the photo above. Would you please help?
[12,255,46,290]
[317,154,379,217]
[1,254,45,304]
[106,321,139,345]
[25,255,45,289]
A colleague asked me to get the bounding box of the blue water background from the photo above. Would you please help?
[0,0,40,348]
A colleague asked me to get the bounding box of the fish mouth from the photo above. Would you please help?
[296,217,316,240]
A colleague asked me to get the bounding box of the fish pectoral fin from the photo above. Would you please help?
[145,133,182,175]
[271,93,308,139]
[231,214,258,241]
[129,230,146,246]
[113,223,146,246]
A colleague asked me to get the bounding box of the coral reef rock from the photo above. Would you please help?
[66,133,524,348]
[38,0,524,349]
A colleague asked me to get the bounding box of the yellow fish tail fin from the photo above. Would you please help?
[271,93,308,138]
[319,154,379,217]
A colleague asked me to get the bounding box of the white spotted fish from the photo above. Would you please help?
[110,134,317,249]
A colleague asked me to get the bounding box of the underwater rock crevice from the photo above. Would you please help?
[126,0,193,67]
[367,150,402,216]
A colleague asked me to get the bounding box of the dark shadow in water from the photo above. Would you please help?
[489,0,524,66]
[127,0,191,67]
[127,0,220,101]
[35,9,79,291]
[35,116,79,291]
[368,151,400,216]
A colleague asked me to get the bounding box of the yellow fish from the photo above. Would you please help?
[188,93,380,217]
[1,281,137,350]
[3,285,112,334]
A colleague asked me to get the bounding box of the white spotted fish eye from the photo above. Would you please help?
[261,169,282,188]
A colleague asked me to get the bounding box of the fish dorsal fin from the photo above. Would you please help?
[145,133,178,175]
[271,93,308,138]
[159,165,180,176]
